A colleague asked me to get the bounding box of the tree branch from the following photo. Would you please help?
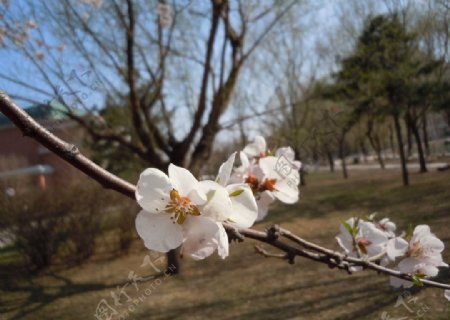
[0,92,136,198]
[1,92,449,292]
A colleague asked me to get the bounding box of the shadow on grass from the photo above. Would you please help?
[0,266,162,320]
[0,272,116,319]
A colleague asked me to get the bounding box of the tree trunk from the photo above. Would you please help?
[360,141,368,163]
[338,135,348,179]
[393,114,409,186]
[405,115,413,159]
[366,119,385,169]
[410,117,427,173]
[326,149,334,172]
[388,124,396,158]
[421,113,430,157]
[293,148,306,186]
[367,132,385,169]
[166,248,180,275]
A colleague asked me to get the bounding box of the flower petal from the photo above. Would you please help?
[412,225,431,242]
[230,152,250,184]
[226,183,258,228]
[136,168,171,213]
[386,237,409,261]
[256,190,276,221]
[389,276,413,288]
[275,147,302,169]
[398,257,421,273]
[135,210,183,252]
[336,234,354,255]
[421,236,445,253]
[199,180,234,222]
[168,164,206,204]
[240,151,250,168]
[217,223,229,259]
[273,176,299,204]
[181,216,221,260]
[243,136,266,158]
[216,152,236,187]
[444,290,450,301]
[419,264,439,277]
[258,156,300,204]
[361,221,388,246]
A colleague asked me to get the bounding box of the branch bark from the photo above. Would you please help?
[1,92,449,292]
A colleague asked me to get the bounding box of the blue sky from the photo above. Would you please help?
[0,0,393,142]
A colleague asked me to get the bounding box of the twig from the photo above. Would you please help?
[1,92,450,291]
[0,92,136,199]
[255,245,289,260]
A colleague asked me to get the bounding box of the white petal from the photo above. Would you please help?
[258,156,279,177]
[136,168,171,213]
[168,164,198,195]
[256,203,269,221]
[256,191,276,221]
[217,223,229,259]
[412,225,431,242]
[273,177,299,204]
[258,156,300,204]
[292,160,302,171]
[187,188,208,206]
[226,183,258,228]
[444,290,450,301]
[182,216,221,260]
[389,276,413,288]
[240,151,250,168]
[135,210,183,252]
[398,257,422,273]
[366,244,385,257]
[419,264,439,277]
[361,221,388,246]
[252,163,266,182]
[216,152,236,187]
[199,180,233,222]
[229,152,249,184]
[260,155,300,180]
[336,234,352,254]
[422,236,445,253]
[386,237,409,261]
[243,136,266,158]
[274,147,302,169]
[275,146,296,160]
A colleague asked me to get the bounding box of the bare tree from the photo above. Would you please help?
[0,0,299,273]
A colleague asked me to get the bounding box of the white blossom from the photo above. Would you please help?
[390,225,448,288]
[336,218,389,259]
[135,161,258,260]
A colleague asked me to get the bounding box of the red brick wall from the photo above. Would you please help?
[0,120,86,190]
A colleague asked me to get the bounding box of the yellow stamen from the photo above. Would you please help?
[165,189,200,224]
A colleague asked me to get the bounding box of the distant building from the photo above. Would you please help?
[0,101,86,192]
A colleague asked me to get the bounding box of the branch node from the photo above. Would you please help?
[267,224,280,241]
[226,227,245,243]
[64,144,80,158]
[287,251,296,264]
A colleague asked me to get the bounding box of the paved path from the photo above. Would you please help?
[314,162,449,172]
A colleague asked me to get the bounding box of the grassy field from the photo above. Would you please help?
[1,169,450,320]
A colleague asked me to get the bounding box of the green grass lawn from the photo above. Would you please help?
[1,169,450,319]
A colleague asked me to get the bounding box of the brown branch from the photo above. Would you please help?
[0,92,136,199]
[64,111,150,162]
[1,92,450,292]
[254,245,294,263]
